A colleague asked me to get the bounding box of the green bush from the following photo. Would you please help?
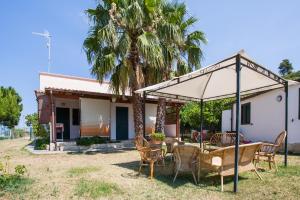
[0,174,32,197]
[35,138,49,150]
[151,132,165,141]
[76,137,107,146]
[15,165,27,176]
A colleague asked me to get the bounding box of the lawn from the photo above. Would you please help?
[0,138,300,200]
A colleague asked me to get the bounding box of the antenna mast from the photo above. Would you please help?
[32,30,52,72]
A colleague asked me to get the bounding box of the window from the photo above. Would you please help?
[72,109,80,125]
[241,103,251,125]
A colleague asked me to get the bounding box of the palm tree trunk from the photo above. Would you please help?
[155,64,171,133]
[155,98,166,133]
[130,34,144,136]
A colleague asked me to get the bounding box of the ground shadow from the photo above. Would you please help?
[66,147,135,155]
[113,157,249,191]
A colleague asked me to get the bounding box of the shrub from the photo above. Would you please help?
[76,137,107,146]
[35,138,49,150]
[151,132,165,141]
[15,165,27,176]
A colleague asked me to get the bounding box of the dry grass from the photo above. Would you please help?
[0,138,300,200]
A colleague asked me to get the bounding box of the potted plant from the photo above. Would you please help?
[150,132,166,144]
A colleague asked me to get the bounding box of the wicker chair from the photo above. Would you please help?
[165,137,184,156]
[135,135,164,179]
[254,131,287,171]
[173,145,200,184]
[199,142,262,192]
[209,132,245,147]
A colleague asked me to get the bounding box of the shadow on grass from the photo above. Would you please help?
[67,148,135,155]
[113,158,248,191]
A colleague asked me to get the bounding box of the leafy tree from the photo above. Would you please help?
[180,99,232,132]
[0,87,23,129]
[84,0,183,135]
[278,59,293,76]
[283,70,300,82]
[25,113,48,138]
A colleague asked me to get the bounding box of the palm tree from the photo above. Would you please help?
[278,59,293,76]
[83,0,181,135]
[154,2,207,133]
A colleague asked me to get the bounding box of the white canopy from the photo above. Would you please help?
[135,50,286,101]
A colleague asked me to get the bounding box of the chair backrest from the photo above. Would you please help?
[210,133,245,147]
[135,134,149,150]
[210,142,262,167]
[173,145,200,171]
[274,131,287,147]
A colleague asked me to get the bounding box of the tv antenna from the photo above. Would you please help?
[32,30,51,72]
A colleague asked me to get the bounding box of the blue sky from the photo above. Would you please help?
[0,0,299,127]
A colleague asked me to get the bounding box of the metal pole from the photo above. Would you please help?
[199,99,204,149]
[234,54,241,193]
[284,82,288,166]
[143,91,146,138]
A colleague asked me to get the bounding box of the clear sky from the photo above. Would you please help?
[0,0,299,127]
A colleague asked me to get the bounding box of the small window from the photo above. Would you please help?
[241,103,251,125]
[72,109,80,125]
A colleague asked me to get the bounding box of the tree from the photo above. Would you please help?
[278,59,293,76]
[25,113,48,138]
[283,70,300,82]
[154,2,206,133]
[84,0,182,135]
[180,99,232,132]
[0,87,23,129]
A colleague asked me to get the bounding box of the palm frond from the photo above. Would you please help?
[137,31,164,69]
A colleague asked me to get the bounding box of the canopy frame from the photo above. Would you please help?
[139,52,288,193]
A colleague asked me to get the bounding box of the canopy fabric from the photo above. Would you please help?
[135,51,286,102]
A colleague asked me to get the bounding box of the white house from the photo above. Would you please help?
[35,72,180,144]
[222,81,300,152]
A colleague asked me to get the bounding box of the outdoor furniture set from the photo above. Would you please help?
[135,131,286,191]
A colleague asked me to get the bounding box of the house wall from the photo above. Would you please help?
[40,72,131,95]
[80,98,157,140]
[55,98,80,139]
[227,83,300,151]
[80,98,111,137]
[222,110,232,132]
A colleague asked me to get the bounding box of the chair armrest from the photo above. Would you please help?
[259,143,277,153]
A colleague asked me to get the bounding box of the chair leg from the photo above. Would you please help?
[254,168,263,180]
[149,161,154,179]
[268,157,272,170]
[197,166,201,183]
[173,169,179,183]
[138,161,143,175]
[273,157,278,172]
[221,175,224,192]
[192,170,197,185]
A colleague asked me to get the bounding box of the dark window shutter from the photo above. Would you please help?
[241,103,251,125]
[72,109,80,126]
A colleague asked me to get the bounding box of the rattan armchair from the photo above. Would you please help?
[173,145,200,184]
[254,131,286,171]
[135,135,164,179]
[199,142,262,192]
[209,132,245,147]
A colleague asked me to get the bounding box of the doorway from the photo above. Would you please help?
[116,107,129,140]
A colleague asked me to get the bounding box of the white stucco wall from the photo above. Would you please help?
[230,83,300,144]
[80,98,111,127]
[145,104,157,133]
[39,72,131,95]
[222,109,232,132]
[55,98,80,139]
